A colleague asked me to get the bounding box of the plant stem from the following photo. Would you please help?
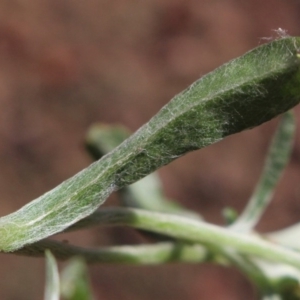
[16,240,213,265]
[69,208,300,268]
[230,111,295,232]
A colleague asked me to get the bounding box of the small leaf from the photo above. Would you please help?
[44,250,60,300]
[60,257,93,300]
[230,111,295,232]
[222,207,239,225]
[85,123,130,160]
[1,37,300,252]
[267,222,300,252]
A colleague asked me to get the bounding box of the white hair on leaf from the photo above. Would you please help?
[274,28,289,38]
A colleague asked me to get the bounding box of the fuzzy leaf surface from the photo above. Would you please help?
[1,37,300,251]
[44,250,60,300]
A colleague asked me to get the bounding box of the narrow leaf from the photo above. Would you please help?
[266,223,300,252]
[60,257,94,300]
[1,37,300,252]
[231,111,295,232]
[86,124,201,218]
[44,250,60,300]
[85,123,130,159]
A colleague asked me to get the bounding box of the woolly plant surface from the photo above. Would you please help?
[1,36,300,252]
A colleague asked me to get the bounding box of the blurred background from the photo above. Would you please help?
[1,0,300,299]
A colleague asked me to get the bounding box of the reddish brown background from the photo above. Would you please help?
[1,1,300,299]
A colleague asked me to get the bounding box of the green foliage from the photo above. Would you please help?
[44,253,94,300]
[1,36,300,252]
[2,36,300,299]
[60,257,94,300]
[86,123,202,219]
[231,111,296,232]
[44,250,60,300]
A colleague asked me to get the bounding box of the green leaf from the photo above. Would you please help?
[222,207,239,225]
[230,111,295,232]
[1,37,300,252]
[44,250,60,300]
[60,257,93,300]
[266,222,300,252]
[86,123,201,219]
[85,123,130,160]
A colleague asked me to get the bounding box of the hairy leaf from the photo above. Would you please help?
[44,250,60,300]
[1,37,300,252]
[60,258,94,300]
[86,123,201,218]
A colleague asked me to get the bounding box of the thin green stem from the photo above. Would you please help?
[16,240,213,265]
[68,208,300,268]
[231,111,295,232]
